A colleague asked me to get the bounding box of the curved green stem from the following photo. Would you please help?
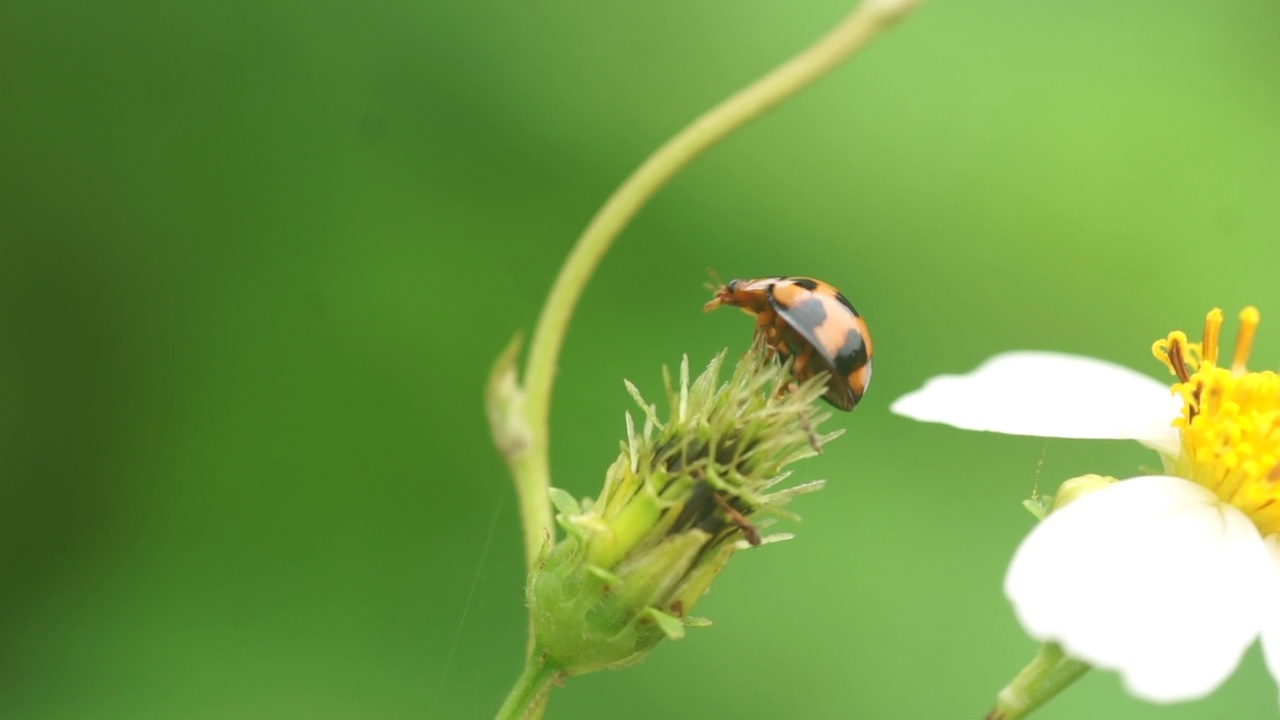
[494,649,562,720]
[487,7,923,716]
[510,0,923,573]
[986,643,1090,720]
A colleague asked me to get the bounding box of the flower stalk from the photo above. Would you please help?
[986,643,1089,720]
[494,649,563,720]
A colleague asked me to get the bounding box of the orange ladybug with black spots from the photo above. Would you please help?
[704,276,872,411]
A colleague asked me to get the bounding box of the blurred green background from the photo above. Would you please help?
[3,0,1279,718]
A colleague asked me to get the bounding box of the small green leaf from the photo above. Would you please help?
[641,608,685,640]
[549,487,581,516]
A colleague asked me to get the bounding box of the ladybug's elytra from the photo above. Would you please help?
[704,276,872,411]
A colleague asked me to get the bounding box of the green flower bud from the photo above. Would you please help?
[1050,474,1118,512]
[528,347,839,675]
[1022,474,1119,521]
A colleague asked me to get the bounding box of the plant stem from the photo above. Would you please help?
[511,0,923,574]
[495,650,562,720]
[986,643,1090,720]
[491,6,922,717]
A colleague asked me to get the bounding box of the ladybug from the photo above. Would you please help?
[704,276,872,411]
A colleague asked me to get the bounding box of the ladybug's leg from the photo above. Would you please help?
[751,308,771,339]
[774,347,808,394]
[754,307,776,332]
[781,344,823,452]
[753,309,790,361]
[771,342,806,400]
[792,346,812,381]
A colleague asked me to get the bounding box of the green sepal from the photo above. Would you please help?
[664,538,736,615]
[549,487,581,516]
[640,608,686,640]
[584,480,666,569]
[610,531,711,612]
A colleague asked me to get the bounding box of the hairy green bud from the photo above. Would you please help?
[528,347,840,675]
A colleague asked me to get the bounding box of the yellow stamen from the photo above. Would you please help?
[1156,308,1280,536]
[1233,306,1260,374]
[1152,331,1192,382]
[1201,308,1222,367]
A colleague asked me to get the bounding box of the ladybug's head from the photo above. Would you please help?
[703,279,743,312]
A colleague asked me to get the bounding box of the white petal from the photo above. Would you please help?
[890,351,1182,455]
[1258,535,1280,703]
[1005,475,1273,703]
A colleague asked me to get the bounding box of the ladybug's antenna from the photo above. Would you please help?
[703,267,723,293]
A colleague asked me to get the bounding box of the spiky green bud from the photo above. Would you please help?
[528,346,840,676]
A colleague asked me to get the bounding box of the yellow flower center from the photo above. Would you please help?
[1152,307,1280,536]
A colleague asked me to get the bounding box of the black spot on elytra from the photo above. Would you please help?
[786,278,861,317]
[833,291,859,316]
[834,329,869,376]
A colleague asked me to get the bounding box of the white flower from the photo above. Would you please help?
[891,308,1280,704]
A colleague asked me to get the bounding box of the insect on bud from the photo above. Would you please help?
[527,347,842,676]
